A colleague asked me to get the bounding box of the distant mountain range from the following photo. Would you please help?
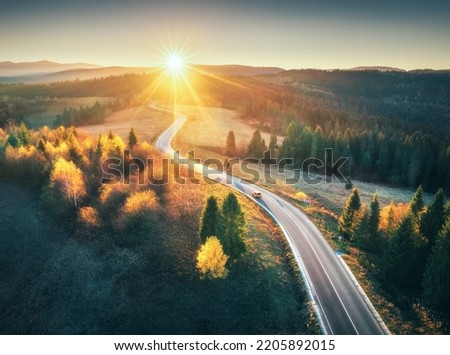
[38,66,155,82]
[0,60,285,83]
[0,60,101,77]
[1,61,449,84]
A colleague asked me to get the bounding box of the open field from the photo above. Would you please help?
[24,97,114,128]
[164,104,280,154]
[81,105,174,143]
[81,103,280,152]
[267,170,432,212]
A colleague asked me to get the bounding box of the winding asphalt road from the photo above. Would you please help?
[155,111,390,335]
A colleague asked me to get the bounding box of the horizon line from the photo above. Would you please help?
[2,59,450,73]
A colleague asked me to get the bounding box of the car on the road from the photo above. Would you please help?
[252,191,262,198]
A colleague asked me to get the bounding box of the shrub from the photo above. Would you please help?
[117,189,160,235]
[79,206,101,228]
[122,190,158,215]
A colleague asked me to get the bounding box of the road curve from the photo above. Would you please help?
[154,111,390,335]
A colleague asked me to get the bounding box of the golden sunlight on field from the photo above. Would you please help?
[169,105,278,153]
[80,105,173,143]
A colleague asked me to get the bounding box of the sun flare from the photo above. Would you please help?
[167,54,184,73]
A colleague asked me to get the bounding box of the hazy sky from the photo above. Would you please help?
[1,0,450,69]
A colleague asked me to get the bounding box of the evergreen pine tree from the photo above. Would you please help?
[95,135,103,160]
[382,214,416,288]
[408,185,429,279]
[368,193,382,253]
[279,121,300,160]
[68,134,85,167]
[261,138,267,152]
[420,188,446,251]
[297,126,313,162]
[199,196,223,244]
[422,218,450,312]
[6,132,19,148]
[407,149,422,188]
[269,131,277,156]
[353,206,370,249]
[410,185,425,216]
[310,136,318,159]
[225,130,236,156]
[343,144,353,178]
[382,213,426,290]
[375,144,389,175]
[17,122,30,146]
[361,149,373,173]
[247,129,264,158]
[332,139,341,162]
[221,193,246,259]
[37,138,46,153]
[128,128,137,150]
[338,188,361,239]
[386,200,396,237]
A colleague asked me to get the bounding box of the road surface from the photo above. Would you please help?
[155,111,390,335]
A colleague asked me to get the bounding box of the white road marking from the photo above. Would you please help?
[281,206,360,334]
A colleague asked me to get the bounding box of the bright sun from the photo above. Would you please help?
[167,54,183,73]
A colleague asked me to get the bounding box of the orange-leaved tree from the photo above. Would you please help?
[379,201,409,237]
[79,206,100,227]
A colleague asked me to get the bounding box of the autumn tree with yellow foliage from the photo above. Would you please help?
[196,236,229,279]
[379,201,409,237]
[50,157,86,208]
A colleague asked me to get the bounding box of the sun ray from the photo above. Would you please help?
[141,33,257,138]
[189,65,251,91]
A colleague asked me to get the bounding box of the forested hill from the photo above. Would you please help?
[275,69,450,127]
[248,70,450,193]
[1,69,450,193]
